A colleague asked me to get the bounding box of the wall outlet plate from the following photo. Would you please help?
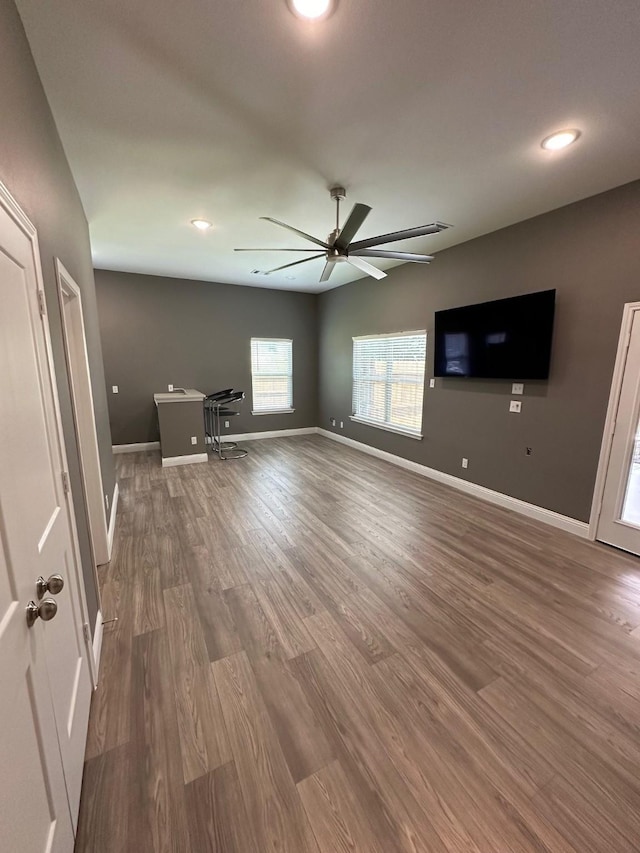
[168,384,174,392]
[224,420,229,428]
[330,417,336,426]
[462,457,469,469]
[512,382,524,395]
[112,385,118,394]
[509,400,522,413]
[340,421,344,428]
[191,436,197,445]
[429,378,436,388]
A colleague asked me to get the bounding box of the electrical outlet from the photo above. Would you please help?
[512,382,524,395]
[509,400,522,413]
[462,457,469,469]
[526,447,533,456]
[340,421,344,428]
[168,384,174,392]
[112,385,118,394]
[105,493,109,511]
[330,417,336,427]
[429,378,436,388]
[191,436,197,445]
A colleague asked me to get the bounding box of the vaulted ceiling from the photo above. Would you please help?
[16,0,640,292]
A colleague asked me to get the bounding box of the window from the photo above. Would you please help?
[250,338,294,414]
[352,331,426,438]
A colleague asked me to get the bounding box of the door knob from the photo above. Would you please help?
[26,598,58,628]
[36,573,64,600]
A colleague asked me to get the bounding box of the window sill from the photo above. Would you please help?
[349,416,423,440]
[252,408,295,416]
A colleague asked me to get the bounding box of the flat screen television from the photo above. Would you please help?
[434,289,555,379]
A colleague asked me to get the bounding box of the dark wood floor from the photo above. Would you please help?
[75,435,640,852]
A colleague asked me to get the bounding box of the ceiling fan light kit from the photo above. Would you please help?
[235,186,451,283]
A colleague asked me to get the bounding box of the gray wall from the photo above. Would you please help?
[95,270,318,444]
[319,180,640,523]
[1,0,116,630]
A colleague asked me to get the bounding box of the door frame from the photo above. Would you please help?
[56,258,109,580]
[0,179,97,683]
[589,301,640,540]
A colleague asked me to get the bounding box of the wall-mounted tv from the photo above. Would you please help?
[434,289,555,379]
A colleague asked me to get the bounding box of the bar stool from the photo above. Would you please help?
[204,390,248,460]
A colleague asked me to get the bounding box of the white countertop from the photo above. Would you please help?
[154,388,206,404]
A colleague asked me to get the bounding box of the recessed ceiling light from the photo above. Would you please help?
[541,129,581,151]
[289,0,334,21]
[191,219,213,231]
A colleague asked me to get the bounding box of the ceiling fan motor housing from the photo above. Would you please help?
[329,186,346,201]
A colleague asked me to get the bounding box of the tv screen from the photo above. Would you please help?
[434,289,555,379]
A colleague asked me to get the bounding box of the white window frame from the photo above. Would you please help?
[250,337,295,415]
[351,330,426,439]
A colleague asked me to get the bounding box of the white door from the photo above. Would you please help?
[56,259,110,572]
[0,184,92,850]
[597,308,640,555]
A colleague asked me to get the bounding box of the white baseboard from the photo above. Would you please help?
[91,609,104,688]
[161,452,208,468]
[106,482,119,560]
[317,429,589,539]
[114,430,317,455]
[112,441,160,454]
[221,427,318,442]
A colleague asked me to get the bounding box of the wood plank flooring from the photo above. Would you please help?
[75,435,640,852]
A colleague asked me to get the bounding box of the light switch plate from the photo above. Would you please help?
[512,382,524,395]
[509,400,522,413]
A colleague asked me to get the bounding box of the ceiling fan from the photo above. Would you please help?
[235,186,451,283]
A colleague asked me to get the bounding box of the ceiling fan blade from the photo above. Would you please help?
[260,217,330,249]
[235,248,326,252]
[261,254,325,275]
[319,261,335,283]
[345,256,387,280]
[350,249,434,263]
[334,203,372,250]
[349,221,451,252]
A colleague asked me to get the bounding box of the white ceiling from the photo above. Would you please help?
[16,0,640,293]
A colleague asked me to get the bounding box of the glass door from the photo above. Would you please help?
[598,311,640,554]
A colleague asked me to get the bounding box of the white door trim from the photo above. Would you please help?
[107,481,119,560]
[56,259,109,581]
[588,301,640,539]
[0,180,96,680]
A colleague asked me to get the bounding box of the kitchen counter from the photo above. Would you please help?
[154,389,207,467]
[153,388,206,404]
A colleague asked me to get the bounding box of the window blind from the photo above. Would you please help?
[352,331,426,436]
[251,338,293,413]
